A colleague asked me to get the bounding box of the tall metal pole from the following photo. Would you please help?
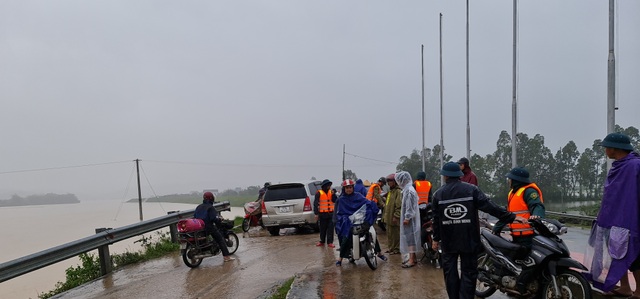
[421,44,426,172]
[342,144,346,181]
[511,0,518,168]
[606,0,616,172]
[135,159,143,221]
[439,13,444,186]
[465,0,471,160]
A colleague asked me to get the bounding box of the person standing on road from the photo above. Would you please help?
[431,162,526,299]
[395,171,421,268]
[194,192,235,262]
[258,182,270,201]
[585,132,640,296]
[314,179,337,248]
[457,157,478,186]
[383,173,402,255]
[366,177,386,209]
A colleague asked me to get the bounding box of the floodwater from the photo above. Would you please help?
[0,201,244,299]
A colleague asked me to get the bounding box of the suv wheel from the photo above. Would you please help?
[268,227,280,236]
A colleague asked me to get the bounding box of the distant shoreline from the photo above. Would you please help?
[0,193,80,207]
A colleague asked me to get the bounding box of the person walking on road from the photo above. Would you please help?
[395,171,421,268]
[314,179,336,248]
[584,132,640,297]
[383,173,402,255]
[432,162,526,299]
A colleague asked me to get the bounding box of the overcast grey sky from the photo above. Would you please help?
[0,1,638,201]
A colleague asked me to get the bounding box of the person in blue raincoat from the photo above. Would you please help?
[334,179,387,266]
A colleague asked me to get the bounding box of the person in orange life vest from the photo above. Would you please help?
[314,179,337,247]
[457,157,478,186]
[414,171,433,205]
[492,167,545,248]
[366,177,386,209]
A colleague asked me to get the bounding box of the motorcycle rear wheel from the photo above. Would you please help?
[242,218,250,232]
[225,232,240,254]
[541,269,591,299]
[182,244,203,268]
[475,253,497,298]
[362,233,378,270]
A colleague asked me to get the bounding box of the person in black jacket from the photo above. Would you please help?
[194,192,235,262]
[431,162,525,299]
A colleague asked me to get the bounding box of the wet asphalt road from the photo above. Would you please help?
[53,226,609,299]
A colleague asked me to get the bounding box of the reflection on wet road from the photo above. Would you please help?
[54,226,608,299]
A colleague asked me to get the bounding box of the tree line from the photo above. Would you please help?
[394,125,639,208]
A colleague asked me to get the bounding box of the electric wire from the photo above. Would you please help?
[140,164,165,213]
[344,152,396,165]
[0,160,131,175]
[112,164,136,221]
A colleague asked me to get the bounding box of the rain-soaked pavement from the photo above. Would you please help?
[53,225,611,299]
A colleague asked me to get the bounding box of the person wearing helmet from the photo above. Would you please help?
[334,179,387,266]
[366,177,386,209]
[194,192,235,262]
[382,173,402,255]
[432,162,526,299]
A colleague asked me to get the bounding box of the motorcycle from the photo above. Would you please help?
[177,218,239,268]
[419,203,441,268]
[475,218,592,299]
[242,200,264,232]
[347,204,381,270]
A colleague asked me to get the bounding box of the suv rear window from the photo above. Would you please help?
[264,184,307,202]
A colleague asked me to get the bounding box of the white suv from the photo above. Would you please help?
[261,181,322,236]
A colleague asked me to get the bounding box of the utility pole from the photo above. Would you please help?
[421,44,426,172]
[135,159,143,221]
[606,0,616,172]
[511,0,518,168]
[465,0,471,160]
[439,13,444,186]
[342,144,346,181]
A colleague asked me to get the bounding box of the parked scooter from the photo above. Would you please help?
[475,218,591,299]
[242,200,264,232]
[419,203,441,268]
[347,205,380,270]
[177,218,239,268]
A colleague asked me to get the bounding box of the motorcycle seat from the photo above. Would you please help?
[481,230,525,252]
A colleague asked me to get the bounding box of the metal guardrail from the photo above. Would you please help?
[0,201,230,283]
[546,211,596,222]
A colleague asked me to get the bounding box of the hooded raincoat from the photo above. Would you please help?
[395,171,422,254]
[334,191,379,240]
[584,151,640,292]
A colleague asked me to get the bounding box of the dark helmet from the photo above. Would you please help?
[264,182,271,187]
[378,177,386,184]
[385,173,396,182]
[416,171,426,180]
[600,132,634,151]
[440,162,463,177]
[506,167,531,184]
[203,191,215,201]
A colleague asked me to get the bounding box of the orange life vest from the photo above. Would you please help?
[507,183,544,236]
[415,180,432,205]
[318,190,334,213]
[366,183,381,203]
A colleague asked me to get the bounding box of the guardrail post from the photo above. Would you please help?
[95,228,113,276]
[168,211,178,243]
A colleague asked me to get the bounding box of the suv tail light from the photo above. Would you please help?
[303,196,312,212]
[261,200,267,215]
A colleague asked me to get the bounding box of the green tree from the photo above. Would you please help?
[343,169,357,180]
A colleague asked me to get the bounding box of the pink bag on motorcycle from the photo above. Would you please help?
[177,219,206,232]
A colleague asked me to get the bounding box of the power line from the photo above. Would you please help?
[344,152,396,165]
[0,160,131,175]
[144,159,342,168]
